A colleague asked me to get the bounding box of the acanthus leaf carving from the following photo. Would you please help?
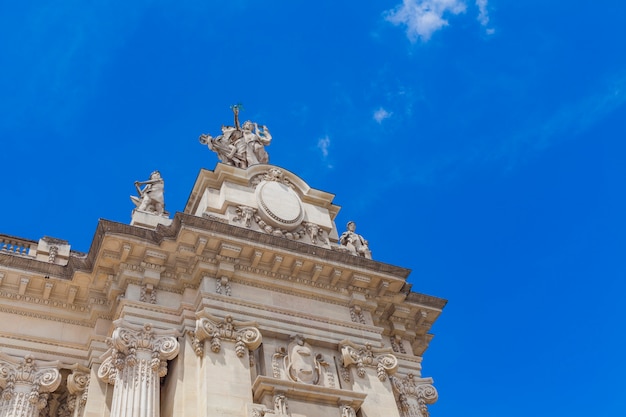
[192,311,262,358]
[339,341,398,382]
[390,374,438,417]
[0,353,61,416]
[98,320,180,385]
[67,369,90,416]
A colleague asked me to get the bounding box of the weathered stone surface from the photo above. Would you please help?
[0,153,445,416]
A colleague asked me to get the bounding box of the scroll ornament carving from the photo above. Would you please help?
[97,322,179,417]
[0,353,61,416]
[66,370,90,415]
[97,322,180,385]
[340,342,398,382]
[273,392,289,416]
[390,374,438,417]
[271,348,287,379]
[191,314,262,358]
[271,336,336,388]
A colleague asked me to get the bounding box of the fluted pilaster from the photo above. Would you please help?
[0,353,61,417]
[97,321,179,417]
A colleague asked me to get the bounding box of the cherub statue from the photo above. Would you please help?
[339,221,372,259]
[130,171,166,216]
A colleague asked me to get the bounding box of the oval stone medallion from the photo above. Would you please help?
[255,181,304,231]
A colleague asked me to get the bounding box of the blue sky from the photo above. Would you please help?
[1,1,625,415]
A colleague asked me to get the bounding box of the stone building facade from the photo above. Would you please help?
[0,117,446,417]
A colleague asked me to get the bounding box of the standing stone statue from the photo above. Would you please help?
[130,171,166,216]
[339,221,372,259]
[199,105,272,168]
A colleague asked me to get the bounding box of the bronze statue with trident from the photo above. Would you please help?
[199,105,272,168]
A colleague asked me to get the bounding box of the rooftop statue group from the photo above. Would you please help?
[128,107,373,258]
[199,105,272,169]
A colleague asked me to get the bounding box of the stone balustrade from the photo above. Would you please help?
[0,235,36,258]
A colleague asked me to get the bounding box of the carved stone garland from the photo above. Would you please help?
[0,353,61,417]
[339,341,398,382]
[390,374,438,417]
[97,321,179,417]
[189,313,262,358]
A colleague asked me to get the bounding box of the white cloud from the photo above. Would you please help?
[318,135,331,158]
[385,0,467,42]
[475,0,495,35]
[475,0,489,26]
[373,107,392,123]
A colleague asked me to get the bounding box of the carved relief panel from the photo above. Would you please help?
[269,335,337,388]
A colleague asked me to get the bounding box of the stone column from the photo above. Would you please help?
[97,321,180,417]
[0,353,61,417]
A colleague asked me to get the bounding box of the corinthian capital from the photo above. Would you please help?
[67,368,90,413]
[0,352,61,406]
[191,311,262,357]
[390,374,438,417]
[339,340,398,381]
[98,320,180,384]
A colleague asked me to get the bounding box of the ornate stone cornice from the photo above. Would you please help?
[339,340,398,382]
[189,311,261,357]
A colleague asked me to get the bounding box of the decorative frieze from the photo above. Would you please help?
[190,312,261,357]
[0,353,61,417]
[339,341,398,381]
